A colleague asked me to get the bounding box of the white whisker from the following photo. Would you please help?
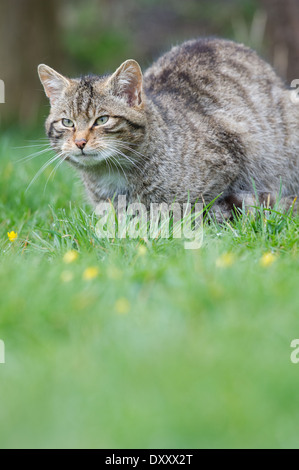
[105,139,145,157]
[26,153,63,192]
[102,148,123,181]
[43,155,66,194]
[13,143,50,150]
[110,156,125,181]
[116,144,146,160]
[16,147,53,163]
[103,138,148,160]
[110,154,129,183]
[100,147,113,177]
[105,145,143,172]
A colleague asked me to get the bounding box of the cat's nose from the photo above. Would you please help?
[75,139,87,150]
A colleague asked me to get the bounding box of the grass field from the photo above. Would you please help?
[1,129,299,449]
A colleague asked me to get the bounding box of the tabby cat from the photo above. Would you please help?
[38,38,299,218]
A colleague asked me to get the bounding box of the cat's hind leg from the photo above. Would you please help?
[209,192,298,223]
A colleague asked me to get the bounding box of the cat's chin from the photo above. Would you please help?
[68,153,106,168]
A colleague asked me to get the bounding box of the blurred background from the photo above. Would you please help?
[0,0,299,126]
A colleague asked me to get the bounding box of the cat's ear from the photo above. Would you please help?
[108,60,143,107]
[38,64,70,105]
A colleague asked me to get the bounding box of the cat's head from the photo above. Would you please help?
[38,60,146,168]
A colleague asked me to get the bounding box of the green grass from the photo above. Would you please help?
[1,130,299,449]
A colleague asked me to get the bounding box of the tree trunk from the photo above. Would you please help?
[0,0,62,125]
[260,0,299,82]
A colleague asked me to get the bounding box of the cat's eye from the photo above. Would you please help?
[94,116,109,126]
[62,118,74,128]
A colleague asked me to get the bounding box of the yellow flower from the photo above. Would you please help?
[7,231,18,242]
[137,245,147,256]
[216,252,234,268]
[63,250,78,264]
[260,252,276,267]
[82,266,99,280]
[115,297,131,314]
[60,270,73,283]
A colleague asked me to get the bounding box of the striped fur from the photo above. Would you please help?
[38,38,299,217]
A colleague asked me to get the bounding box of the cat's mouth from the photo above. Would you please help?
[78,150,95,157]
[67,150,107,167]
[65,147,137,170]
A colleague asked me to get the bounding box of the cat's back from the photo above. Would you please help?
[144,37,285,106]
[143,37,298,165]
[142,38,299,199]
